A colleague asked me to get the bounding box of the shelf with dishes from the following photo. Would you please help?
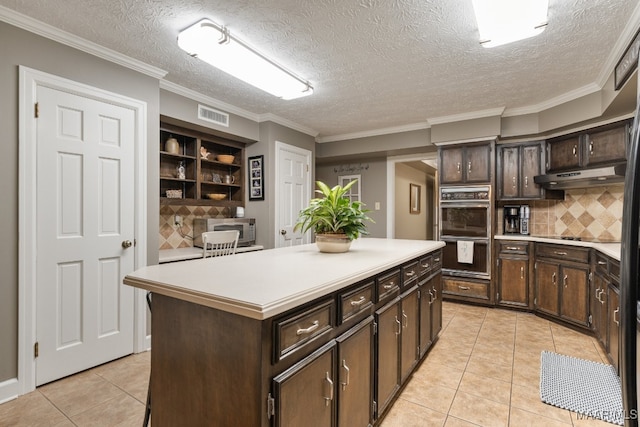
[159,117,247,206]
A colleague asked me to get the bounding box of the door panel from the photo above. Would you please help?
[498,257,528,307]
[535,260,559,316]
[36,86,135,385]
[521,144,543,199]
[560,265,589,326]
[375,299,400,417]
[277,143,311,247]
[500,146,519,199]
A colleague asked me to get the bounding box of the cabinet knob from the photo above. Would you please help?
[572,145,577,156]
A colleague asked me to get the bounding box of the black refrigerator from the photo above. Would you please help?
[621,56,640,427]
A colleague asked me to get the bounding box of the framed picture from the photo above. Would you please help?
[615,27,640,90]
[248,155,264,201]
[410,183,420,214]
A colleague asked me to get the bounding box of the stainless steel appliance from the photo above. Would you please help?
[439,186,491,279]
[193,218,256,248]
[621,57,640,427]
[504,206,520,234]
[519,205,530,235]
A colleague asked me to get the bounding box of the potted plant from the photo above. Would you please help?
[294,180,373,253]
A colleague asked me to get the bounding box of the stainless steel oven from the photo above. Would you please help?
[439,186,492,279]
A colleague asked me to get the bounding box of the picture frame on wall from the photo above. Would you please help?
[248,155,264,201]
[615,27,640,90]
[410,183,421,214]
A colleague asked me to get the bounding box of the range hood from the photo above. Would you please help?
[533,164,626,189]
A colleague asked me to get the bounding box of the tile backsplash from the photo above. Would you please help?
[528,185,623,241]
[159,205,229,249]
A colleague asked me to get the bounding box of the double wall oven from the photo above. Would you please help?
[439,186,492,280]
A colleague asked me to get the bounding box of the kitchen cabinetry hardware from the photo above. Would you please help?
[457,162,461,172]
[383,283,395,290]
[554,251,568,256]
[563,274,568,287]
[598,260,607,265]
[525,176,528,187]
[296,320,320,335]
[512,176,516,188]
[402,311,408,328]
[573,145,577,156]
[350,296,366,306]
[323,372,333,406]
[614,308,619,326]
[340,360,350,390]
[405,270,415,277]
[428,289,434,303]
[395,317,401,336]
[468,161,472,173]
[506,246,519,250]
[552,272,556,285]
[458,286,470,290]
[520,266,524,279]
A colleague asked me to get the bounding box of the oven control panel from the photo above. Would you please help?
[440,186,491,201]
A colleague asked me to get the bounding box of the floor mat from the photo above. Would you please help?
[540,351,623,425]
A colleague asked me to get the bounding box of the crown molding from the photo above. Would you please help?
[0,5,166,79]
[257,113,318,137]
[427,107,505,126]
[502,82,602,117]
[316,122,430,143]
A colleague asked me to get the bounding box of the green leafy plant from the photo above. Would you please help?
[294,180,374,241]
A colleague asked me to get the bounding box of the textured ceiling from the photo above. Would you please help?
[1,0,638,140]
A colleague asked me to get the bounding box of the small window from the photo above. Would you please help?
[338,174,361,202]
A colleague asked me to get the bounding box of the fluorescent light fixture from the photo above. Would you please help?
[178,19,313,100]
[472,0,548,48]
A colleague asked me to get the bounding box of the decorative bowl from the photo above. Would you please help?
[206,193,226,201]
[217,154,235,164]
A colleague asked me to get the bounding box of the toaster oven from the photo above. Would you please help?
[193,218,256,248]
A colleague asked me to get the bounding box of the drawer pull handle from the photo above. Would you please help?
[395,317,401,336]
[553,251,568,256]
[432,286,437,300]
[589,141,594,155]
[324,372,334,406]
[598,289,606,304]
[402,311,408,328]
[296,320,320,336]
[383,282,396,290]
[350,296,367,307]
[512,176,516,188]
[525,176,528,188]
[406,270,416,277]
[506,246,519,250]
[458,286,471,290]
[457,162,461,173]
[428,289,434,304]
[468,161,472,173]
[563,274,568,287]
[421,262,430,268]
[340,360,350,390]
[520,266,524,279]
[572,145,577,156]
[552,272,556,285]
[434,257,440,263]
[614,307,620,326]
[598,261,607,265]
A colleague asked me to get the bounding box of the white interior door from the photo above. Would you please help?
[275,142,311,248]
[35,86,135,385]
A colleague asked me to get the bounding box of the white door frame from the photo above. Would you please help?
[16,66,148,396]
[274,141,312,246]
[386,153,438,239]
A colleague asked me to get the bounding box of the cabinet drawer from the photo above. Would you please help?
[418,255,432,277]
[499,241,529,255]
[594,252,609,275]
[536,244,589,264]
[610,259,620,284]
[402,260,420,288]
[443,277,490,300]
[275,299,335,362]
[377,270,400,303]
[339,281,374,323]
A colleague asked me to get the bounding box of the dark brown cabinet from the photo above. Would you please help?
[497,142,561,200]
[592,261,609,349]
[400,288,419,383]
[496,241,531,308]
[160,116,246,206]
[439,142,493,184]
[608,284,620,372]
[418,270,442,358]
[375,298,400,417]
[546,120,629,173]
[534,244,590,328]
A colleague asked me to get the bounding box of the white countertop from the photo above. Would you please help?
[126,238,445,320]
[494,235,621,261]
[159,245,264,263]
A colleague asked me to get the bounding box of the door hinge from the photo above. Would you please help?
[267,393,275,419]
[34,102,39,118]
[34,341,39,358]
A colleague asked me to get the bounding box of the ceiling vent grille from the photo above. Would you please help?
[198,104,229,127]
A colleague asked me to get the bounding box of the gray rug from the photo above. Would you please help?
[540,351,624,425]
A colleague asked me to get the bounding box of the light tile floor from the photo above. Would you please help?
[0,302,615,427]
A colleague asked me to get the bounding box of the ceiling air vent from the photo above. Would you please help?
[198,104,229,127]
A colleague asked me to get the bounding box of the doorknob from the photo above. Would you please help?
[280,229,287,235]
[122,240,133,249]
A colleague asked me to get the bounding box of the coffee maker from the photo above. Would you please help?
[519,205,530,235]
[503,206,520,234]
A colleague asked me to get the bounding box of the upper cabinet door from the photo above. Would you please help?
[547,136,581,172]
[520,144,543,199]
[465,144,492,183]
[499,146,519,199]
[439,146,465,184]
[584,124,628,167]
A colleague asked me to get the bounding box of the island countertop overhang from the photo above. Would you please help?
[124,238,445,320]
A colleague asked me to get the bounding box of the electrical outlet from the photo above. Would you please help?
[174,215,183,226]
[374,202,381,210]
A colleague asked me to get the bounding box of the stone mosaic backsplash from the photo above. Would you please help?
[527,185,623,241]
[159,204,229,249]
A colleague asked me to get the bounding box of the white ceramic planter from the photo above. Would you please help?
[315,234,352,253]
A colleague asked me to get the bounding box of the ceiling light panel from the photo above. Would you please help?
[472,0,549,48]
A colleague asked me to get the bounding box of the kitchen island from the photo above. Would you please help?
[124,238,444,426]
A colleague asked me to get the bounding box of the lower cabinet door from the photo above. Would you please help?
[535,260,559,316]
[375,298,401,418]
[498,257,529,307]
[400,289,419,382]
[430,273,443,341]
[336,317,374,427]
[419,279,432,358]
[272,341,337,427]
[608,285,620,372]
[559,264,589,326]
